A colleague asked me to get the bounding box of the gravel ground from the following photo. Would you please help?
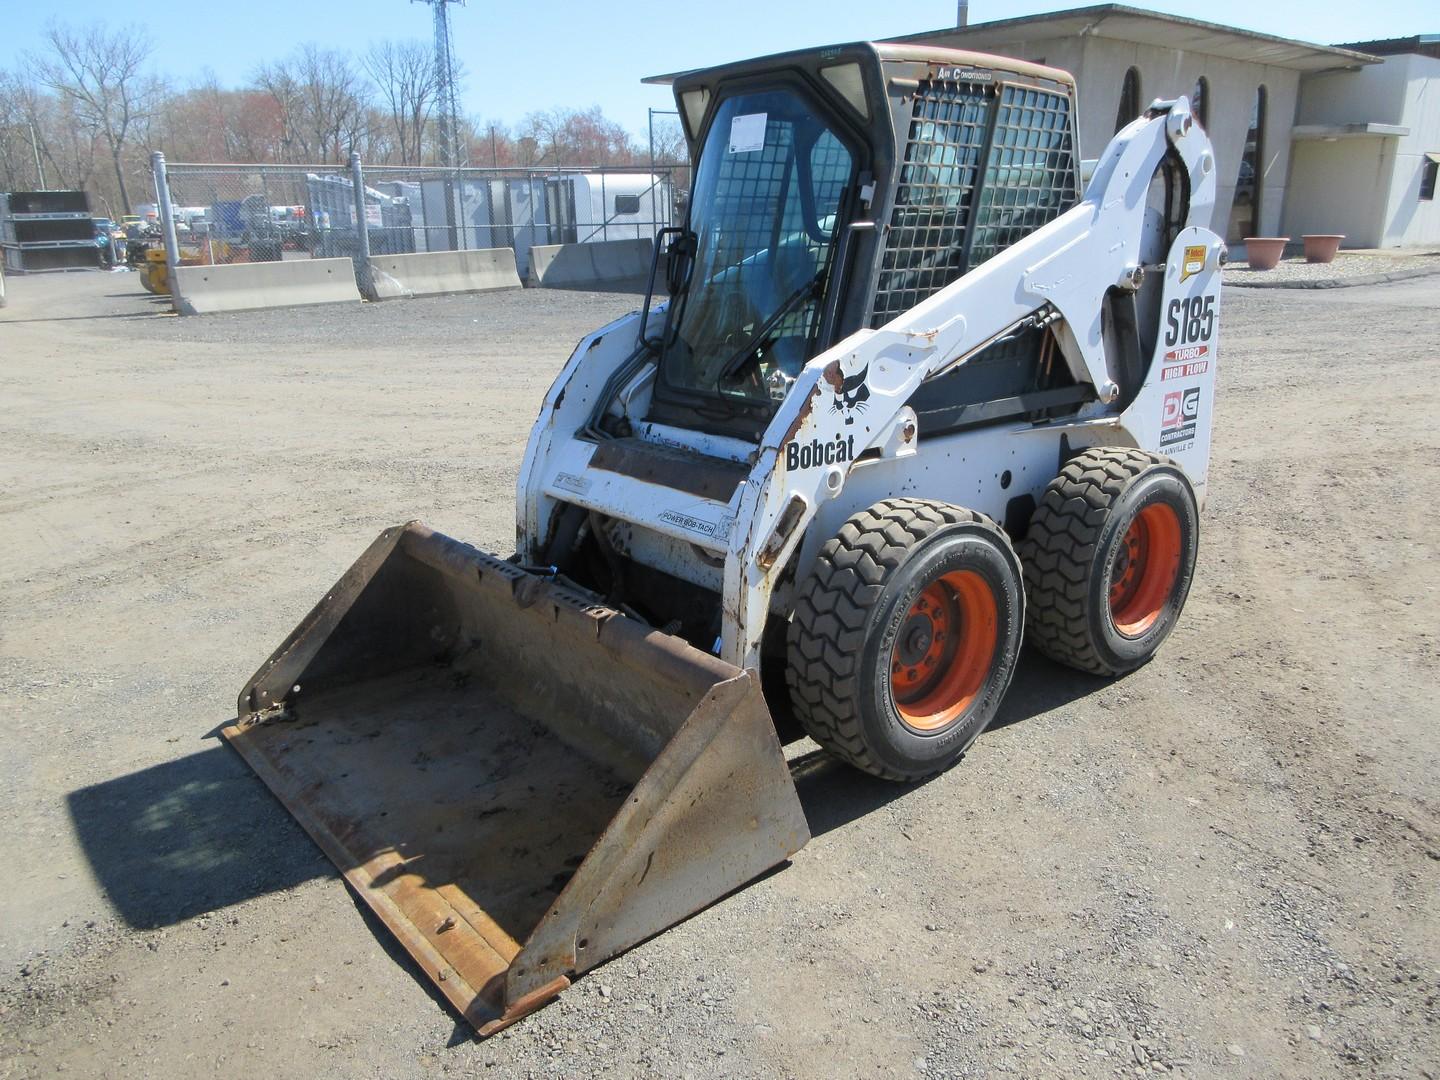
[1,272,1438,1079]
[1224,249,1440,285]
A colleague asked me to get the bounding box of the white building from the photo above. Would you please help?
[1283,36,1440,248]
[893,5,1439,248]
[892,5,1378,243]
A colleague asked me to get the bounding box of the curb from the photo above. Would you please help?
[1224,262,1440,290]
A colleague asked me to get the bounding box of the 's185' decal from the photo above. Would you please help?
[1165,294,1215,347]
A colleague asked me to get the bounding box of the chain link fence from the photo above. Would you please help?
[155,159,683,283]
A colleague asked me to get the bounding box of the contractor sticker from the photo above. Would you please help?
[1180,244,1207,283]
[1160,386,1200,449]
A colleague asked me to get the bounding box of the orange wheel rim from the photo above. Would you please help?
[1108,503,1183,637]
[889,570,999,733]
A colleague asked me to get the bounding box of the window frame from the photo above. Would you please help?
[1191,76,1210,129]
[868,76,1080,329]
[1115,67,1143,133]
[613,193,642,216]
[646,74,869,434]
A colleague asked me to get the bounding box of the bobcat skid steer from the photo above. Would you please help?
[226,42,1222,1034]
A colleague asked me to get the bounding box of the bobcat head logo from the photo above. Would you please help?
[823,361,870,425]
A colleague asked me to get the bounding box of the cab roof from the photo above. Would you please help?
[643,41,1075,89]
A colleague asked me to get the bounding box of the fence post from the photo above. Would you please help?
[151,151,184,312]
[349,151,376,300]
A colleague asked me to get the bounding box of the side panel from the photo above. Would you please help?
[722,100,1219,668]
[1118,226,1223,506]
[793,417,1118,590]
[516,308,646,560]
[514,99,1221,673]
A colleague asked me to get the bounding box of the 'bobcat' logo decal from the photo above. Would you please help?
[823,360,870,425]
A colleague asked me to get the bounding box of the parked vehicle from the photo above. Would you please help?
[227,41,1222,1037]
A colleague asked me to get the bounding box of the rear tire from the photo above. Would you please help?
[1019,447,1199,676]
[786,499,1024,781]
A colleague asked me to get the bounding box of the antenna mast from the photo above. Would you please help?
[414,0,467,167]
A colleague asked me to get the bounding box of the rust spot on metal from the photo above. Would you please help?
[513,574,547,608]
[589,437,746,502]
[225,525,808,1038]
[757,495,807,571]
[779,387,820,448]
[821,359,845,392]
[479,975,571,1037]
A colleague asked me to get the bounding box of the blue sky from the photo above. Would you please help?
[3,1,1432,139]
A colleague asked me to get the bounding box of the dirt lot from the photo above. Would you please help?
[1,270,1437,1079]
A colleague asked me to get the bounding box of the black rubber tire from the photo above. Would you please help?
[786,498,1025,781]
[1019,447,1199,676]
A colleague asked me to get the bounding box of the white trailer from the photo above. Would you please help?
[545,172,672,244]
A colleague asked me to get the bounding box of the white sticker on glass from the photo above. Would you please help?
[728,113,767,154]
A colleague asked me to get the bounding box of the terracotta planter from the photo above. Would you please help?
[1303,234,1345,264]
[1243,237,1289,271]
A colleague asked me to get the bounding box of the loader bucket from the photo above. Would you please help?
[222,522,809,1035]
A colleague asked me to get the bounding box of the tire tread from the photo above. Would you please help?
[1017,447,1172,675]
[786,498,1008,780]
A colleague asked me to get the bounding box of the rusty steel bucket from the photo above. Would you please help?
[223,522,809,1035]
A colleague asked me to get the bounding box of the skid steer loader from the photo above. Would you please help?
[226,41,1222,1034]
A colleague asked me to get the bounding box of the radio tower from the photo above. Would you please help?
[414,0,467,166]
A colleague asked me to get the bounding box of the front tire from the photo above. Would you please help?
[786,499,1025,781]
[1019,447,1199,676]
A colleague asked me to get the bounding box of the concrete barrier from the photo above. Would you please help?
[173,257,360,316]
[367,248,522,300]
[528,238,654,288]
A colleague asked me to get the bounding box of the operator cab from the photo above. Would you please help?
[548,43,1090,648]
[642,43,1084,442]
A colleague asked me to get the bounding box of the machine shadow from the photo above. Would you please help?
[65,653,1104,932]
[65,737,329,930]
[988,647,1109,732]
[790,646,1106,839]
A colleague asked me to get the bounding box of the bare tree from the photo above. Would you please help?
[29,20,162,211]
[255,45,373,164]
[519,107,640,168]
[252,60,304,161]
[364,39,437,165]
[0,70,108,199]
[649,115,687,164]
[0,71,46,192]
[470,118,515,167]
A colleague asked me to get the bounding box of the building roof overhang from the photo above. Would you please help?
[1334,35,1440,60]
[1292,122,1410,140]
[887,4,1379,74]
